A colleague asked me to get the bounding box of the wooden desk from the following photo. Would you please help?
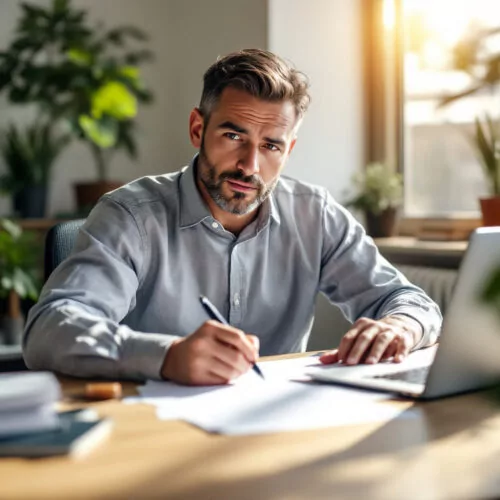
[2,357,500,500]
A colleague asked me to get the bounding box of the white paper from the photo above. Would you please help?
[173,382,408,434]
[125,355,412,434]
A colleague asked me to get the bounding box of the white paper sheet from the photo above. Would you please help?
[125,355,412,434]
[172,382,408,434]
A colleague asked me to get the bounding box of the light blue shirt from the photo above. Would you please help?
[24,157,442,380]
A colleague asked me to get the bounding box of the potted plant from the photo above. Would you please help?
[0,219,40,345]
[0,123,70,218]
[0,0,154,213]
[344,162,403,238]
[468,114,500,226]
[439,27,500,226]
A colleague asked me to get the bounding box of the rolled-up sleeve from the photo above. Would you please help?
[318,192,442,349]
[23,198,178,380]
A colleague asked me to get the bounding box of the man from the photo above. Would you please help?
[24,49,442,385]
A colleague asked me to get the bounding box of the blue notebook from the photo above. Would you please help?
[0,409,113,458]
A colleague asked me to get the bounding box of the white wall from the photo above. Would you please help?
[268,0,365,349]
[0,0,268,215]
[268,0,364,200]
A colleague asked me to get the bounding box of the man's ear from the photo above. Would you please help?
[189,108,204,148]
[287,138,297,156]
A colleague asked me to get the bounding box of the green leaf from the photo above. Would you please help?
[1,277,12,290]
[78,115,118,148]
[67,47,92,66]
[12,275,27,298]
[474,116,498,194]
[107,26,149,43]
[1,219,22,240]
[53,0,69,13]
[90,81,137,120]
[118,122,138,159]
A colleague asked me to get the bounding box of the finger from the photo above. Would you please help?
[212,343,252,375]
[337,323,365,361]
[338,318,377,361]
[344,325,380,365]
[394,333,412,362]
[365,329,396,364]
[208,355,250,381]
[186,370,229,386]
[247,334,260,354]
[319,349,340,364]
[204,373,231,385]
[381,339,399,360]
[210,323,257,363]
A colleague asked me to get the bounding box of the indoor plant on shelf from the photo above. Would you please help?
[0,219,40,345]
[0,0,154,213]
[344,162,403,238]
[439,26,500,226]
[0,123,70,218]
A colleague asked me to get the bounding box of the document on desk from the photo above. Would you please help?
[126,356,411,435]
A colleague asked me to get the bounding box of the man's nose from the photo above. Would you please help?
[237,145,260,176]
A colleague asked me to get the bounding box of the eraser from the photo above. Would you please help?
[84,382,122,400]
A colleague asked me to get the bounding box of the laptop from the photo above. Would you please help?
[308,227,500,400]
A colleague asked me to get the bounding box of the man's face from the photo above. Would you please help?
[190,87,298,216]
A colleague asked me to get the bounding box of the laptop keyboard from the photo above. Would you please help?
[370,366,430,385]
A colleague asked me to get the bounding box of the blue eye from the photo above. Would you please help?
[263,143,279,152]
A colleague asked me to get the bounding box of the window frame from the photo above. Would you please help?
[364,0,482,238]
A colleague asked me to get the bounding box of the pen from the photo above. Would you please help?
[199,295,265,380]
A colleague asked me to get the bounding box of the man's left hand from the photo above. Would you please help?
[319,315,423,366]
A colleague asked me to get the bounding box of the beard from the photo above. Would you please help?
[197,140,278,215]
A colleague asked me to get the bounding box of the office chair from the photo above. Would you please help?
[44,219,86,281]
[0,220,86,373]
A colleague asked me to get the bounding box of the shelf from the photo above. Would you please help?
[373,237,467,268]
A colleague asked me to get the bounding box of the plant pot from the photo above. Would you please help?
[365,208,398,238]
[1,316,24,345]
[1,291,24,345]
[480,197,500,227]
[13,184,47,218]
[74,181,123,212]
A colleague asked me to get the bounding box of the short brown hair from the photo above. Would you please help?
[199,49,311,123]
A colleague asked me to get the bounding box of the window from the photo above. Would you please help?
[400,0,499,218]
[367,1,499,235]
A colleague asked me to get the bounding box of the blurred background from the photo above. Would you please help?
[1,0,499,359]
[0,0,363,218]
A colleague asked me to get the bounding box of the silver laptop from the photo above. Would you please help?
[309,227,500,399]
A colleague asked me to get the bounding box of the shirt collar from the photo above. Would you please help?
[178,154,281,229]
[179,156,212,228]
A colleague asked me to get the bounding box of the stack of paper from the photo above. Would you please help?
[0,372,61,437]
[127,356,411,435]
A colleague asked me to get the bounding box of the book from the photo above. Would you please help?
[0,409,113,458]
[0,372,61,437]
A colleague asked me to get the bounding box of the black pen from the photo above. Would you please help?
[199,295,265,380]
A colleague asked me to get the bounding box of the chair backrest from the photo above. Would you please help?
[44,219,86,281]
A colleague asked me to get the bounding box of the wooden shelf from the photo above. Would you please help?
[373,237,467,268]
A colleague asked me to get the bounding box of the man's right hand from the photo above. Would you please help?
[160,320,260,385]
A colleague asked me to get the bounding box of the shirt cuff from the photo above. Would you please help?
[120,329,181,380]
[379,308,440,351]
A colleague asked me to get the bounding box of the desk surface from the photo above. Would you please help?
[2,355,500,500]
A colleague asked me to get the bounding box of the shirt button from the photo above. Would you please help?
[211,222,219,229]
[233,293,240,306]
